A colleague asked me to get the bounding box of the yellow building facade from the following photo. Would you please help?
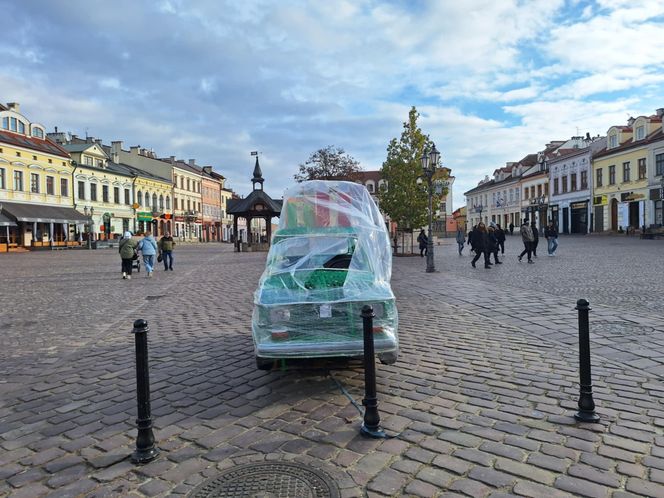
[0,103,87,251]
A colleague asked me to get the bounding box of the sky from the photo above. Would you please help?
[3,0,664,209]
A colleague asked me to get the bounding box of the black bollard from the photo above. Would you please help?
[574,299,600,423]
[360,305,386,438]
[131,319,160,463]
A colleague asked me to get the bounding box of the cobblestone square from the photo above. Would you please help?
[1,236,664,497]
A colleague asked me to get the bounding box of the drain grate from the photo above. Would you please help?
[593,321,654,336]
[188,461,340,498]
[145,295,167,301]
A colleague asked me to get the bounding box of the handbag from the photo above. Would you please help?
[157,253,163,263]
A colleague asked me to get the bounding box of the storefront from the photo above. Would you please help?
[0,210,18,252]
[619,192,645,231]
[136,211,153,235]
[650,188,663,227]
[570,201,589,234]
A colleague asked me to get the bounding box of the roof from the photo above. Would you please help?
[593,128,663,160]
[1,201,88,224]
[0,210,17,226]
[110,162,172,183]
[227,189,282,215]
[0,130,71,159]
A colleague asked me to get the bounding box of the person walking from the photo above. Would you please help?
[471,222,491,269]
[495,223,506,254]
[509,222,514,235]
[119,231,138,279]
[518,219,534,263]
[531,220,539,257]
[158,231,176,271]
[467,225,476,256]
[488,226,502,264]
[545,221,559,256]
[417,229,428,257]
[138,230,158,277]
[455,227,465,255]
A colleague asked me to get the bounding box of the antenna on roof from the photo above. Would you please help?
[250,151,258,156]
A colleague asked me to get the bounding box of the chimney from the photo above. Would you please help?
[86,136,94,143]
[111,141,122,163]
[189,159,195,166]
[95,139,102,145]
[130,146,140,155]
[72,134,79,141]
[586,132,591,140]
[6,102,20,112]
[627,116,635,126]
[55,126,58,133]
[657,108,664,118]
[169,155,175,164]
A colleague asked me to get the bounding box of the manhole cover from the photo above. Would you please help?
[593,321,654,336]
[145,295,167,301]
[188,461,340,498]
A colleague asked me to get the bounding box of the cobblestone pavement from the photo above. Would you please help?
[1,237,664,497]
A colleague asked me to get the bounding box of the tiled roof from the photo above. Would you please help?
[0,130,71,159]
[593,128,663,159]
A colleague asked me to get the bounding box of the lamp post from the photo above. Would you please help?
[419,143,439,273]
[84,206,94,250]
[473,204,484,226]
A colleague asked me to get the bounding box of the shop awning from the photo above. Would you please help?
[0,211,17,227]
[1,201,89,224]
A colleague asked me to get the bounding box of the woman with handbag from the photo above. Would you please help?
[119,231,138,280]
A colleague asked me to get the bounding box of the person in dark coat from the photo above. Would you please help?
[509,222,514,235]
[467,225,476,255]
[488,226,502,264]
[417,229,428,257]
[471,222,491,269]
[495,223,506,254]
[545,222,558,256]
[530,221,539,257]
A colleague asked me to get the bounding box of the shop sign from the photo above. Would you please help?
[137,211,153,221]
[621,192,645,202]
[174,216,185,222]
[570,202,588,210]
[650,188,662,201]
[593,195,607,206]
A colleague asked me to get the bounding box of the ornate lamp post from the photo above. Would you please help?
[472,203,484,226]
[419,143,440,273]
[84,206,94,250]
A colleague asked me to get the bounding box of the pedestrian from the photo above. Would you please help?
[495,223,506,254]
[488,226,502,264]
[455,227,465,255]
[138,230,158,277]
[531,220,539,257]
[417,229,428,257]
[467,225,476,256]
[545,221,558,256]
[158,231,176,271]
[518,219,534,264]
[471,222,492,269]
[119,231,138,279]
[509,222,514,235]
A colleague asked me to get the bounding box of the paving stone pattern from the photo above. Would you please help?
[1,236,664,497]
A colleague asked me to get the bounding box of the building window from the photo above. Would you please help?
[609,134,618,148]
[571,173,577,192]
[124,188,130,205]
[16,151,20,157]
[30,173,40,193]
[32,155,37,160]
[48,158,52,163]
[18,121,25,134]
[145,193,150,207]
[13,170,23,190]
[524,188,529,199]
[173,174,177,186]
[85,156,93,166]
[114,187,120,204]
[1,117,7,129]
[137,191,143,206]
[656,153,664,176]
[537,185,542,197]
[166,196,171,210]
[32,127,44,139]
[544,183,548,196]
[609,165,615,185]
[596,168,603,187]
[159,195,164,210]
[101,184,108,202]
[152,193,157,208]
[180,177,184,189]
[561,175,567,193]
[187,179,190,191]
[638,158,646,180]
[97,159,104,167]
[0,168,4,189]
[46,175,54,195]
[61,178,68,198]
[367,183,374,193]
[187,199,191,211]
[91,183,98,201]
[529,186,534,198]
[10,117,17,132]
[581,170,588,190]
[622,162,630,182]
[78,181,85,199]
[198,202,201,212]
[636,125,645,140]
[553,178,559,195]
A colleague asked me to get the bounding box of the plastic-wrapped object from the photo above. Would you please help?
[252,180,398,367]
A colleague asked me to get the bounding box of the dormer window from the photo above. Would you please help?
[31,127,44,139]
[636,125,645,140]
[609,134,618,148]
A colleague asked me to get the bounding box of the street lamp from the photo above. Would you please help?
[419,143,440,273]
[473,203,484,225]
[83,206,94,250]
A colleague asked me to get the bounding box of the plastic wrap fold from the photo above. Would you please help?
[252,180,399,359]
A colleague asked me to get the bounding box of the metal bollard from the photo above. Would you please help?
[360,305,386,438]
[131,319,160,463]
[574,299,600,423]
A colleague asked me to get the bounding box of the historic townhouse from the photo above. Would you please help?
[592,111,662,232]
[201,166,222,242]
[211,173,234,242]
[108,142,174,236]
[548,136,606,234]
[166,158,203,241]
[52,135,135,240]
[645,110,664,228]
[0,103,86,251]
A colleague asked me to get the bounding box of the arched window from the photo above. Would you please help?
[165,196,171,210]
[152,194,158,208]
[137,191,143,206]
[145,193,150,207]
[159,195,164,210]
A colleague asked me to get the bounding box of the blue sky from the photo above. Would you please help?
[2,0,664,209]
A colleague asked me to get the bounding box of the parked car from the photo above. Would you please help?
[252,180,399,369]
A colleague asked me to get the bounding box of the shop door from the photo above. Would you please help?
[629,202,639,229]
[571,208,587,233]
[594,206,604,231]
[562,207,569,234]
[611,199,618,230]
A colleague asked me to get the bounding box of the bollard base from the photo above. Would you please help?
[360,423,387,439]
[131,446,160,464]
[574,411,600,423]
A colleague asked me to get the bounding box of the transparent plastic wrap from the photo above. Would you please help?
[252,180,398,363]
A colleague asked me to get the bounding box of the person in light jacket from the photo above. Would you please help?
[119,231,138,279]
[138,230,158,277]
[455,227,465,255]
[518,220,535,263]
